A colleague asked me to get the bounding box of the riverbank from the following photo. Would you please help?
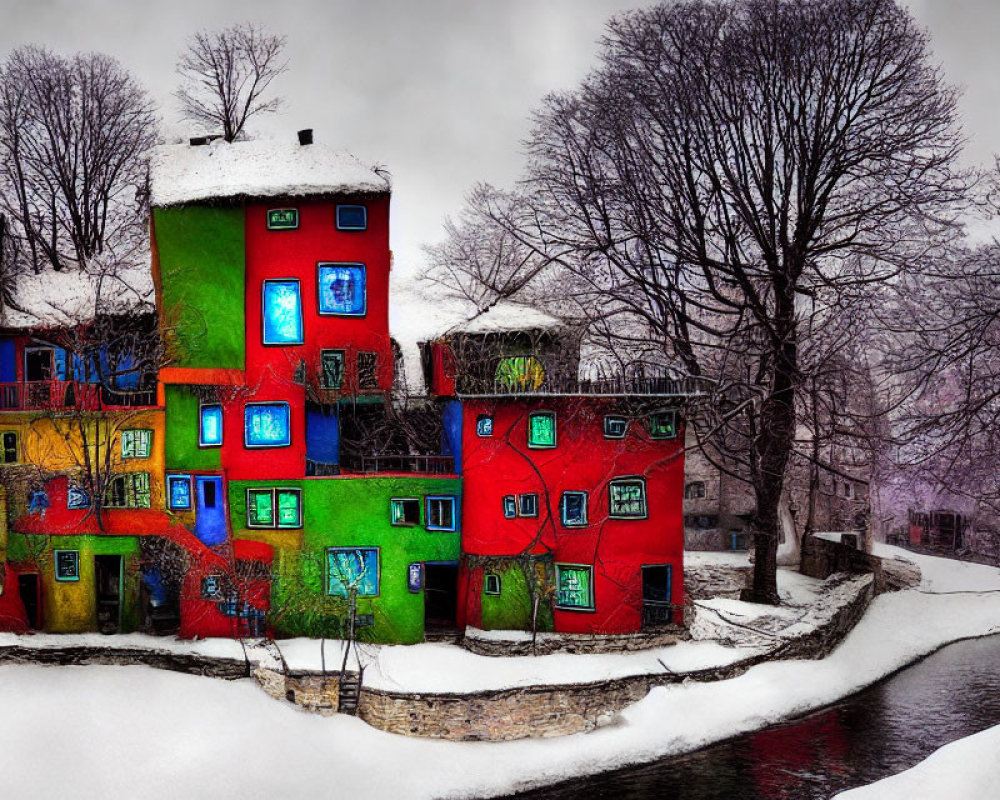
[0,545,997,798]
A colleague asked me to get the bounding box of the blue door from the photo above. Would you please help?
[194,476,227,546]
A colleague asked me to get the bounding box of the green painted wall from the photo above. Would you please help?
[480,562,554,632]
[164,385,221,471]
[154,206,246,369]
[9,533,141,633]
[230,476,461,644]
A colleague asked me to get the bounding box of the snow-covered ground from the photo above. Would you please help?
[0,546,998,799]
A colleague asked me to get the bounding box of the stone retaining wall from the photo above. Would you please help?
[0,645,250,679]
[462,626,687,657]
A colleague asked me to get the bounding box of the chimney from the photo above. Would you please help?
[297,129,313,146]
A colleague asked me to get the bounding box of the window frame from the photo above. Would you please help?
[646,410,679,440]
[560,491,588,527]
[426,495,458,532]
[167,474,192,511]
[484,573,502,596]
[320,349,346,389]
[326,546,380,597]
[246,487,302,529]
[261,278,305,345]
[554,563,595,611]
[527,411,557,449]
[0,430,18,464]
[390,497,421,527]
[518,493,539,518]
[121,428,152,459]
[684,481,707,500]
[104,472,151,509]
[316,262,367,317]
[608,476,648,520]
[335,204,368,231]
[475,414,494,437]
[602,415,628,440]
[199,403,223,448]
[244,402,292,449]
[502,495,517,519]
[54,549,80,583]
[266,208,299,231]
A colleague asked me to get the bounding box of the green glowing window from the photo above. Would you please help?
[646,410,678,439]
[121,428,152,459]
[267,208,299,230]
[247,487,301,529]
[609,477,647,519]
[527,412,556,449]
[555,564,594,610]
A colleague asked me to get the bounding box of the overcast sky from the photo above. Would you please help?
[2,0,997,279]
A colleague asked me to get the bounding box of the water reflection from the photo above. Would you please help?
[515,635,1000,800]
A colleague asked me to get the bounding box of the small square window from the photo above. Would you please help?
[200,404,223,447]
[317,263,366,316]
[603,416,627,439]
[484,573,501,595]
[476,415,494,437]
[1,431,18,464]
[320,350,345,389]
[266,208,299,230]
[647,410,678,439]
[390,498,421,526]
[245,403,291,448]
[277,489,301,527]
[167,475,192,510]
[67,485,90,510]
[327,547,379,597]
[121,428,152,459]
[609,477,647,519]
[54,550,80,582]
[561,491,588,527]
[201,574,224,599]
[262,279,304,345]
[336,205,367,231]
[555,564,594,610]
[502,495,517,519]
[357,352,378,389]
[527,411,556,449]
[426,496,457,531]
[518,493,539,518]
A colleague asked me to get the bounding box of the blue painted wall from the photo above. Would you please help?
[306,407,339,465]
[194,476,227,545]
[442,400,463,473]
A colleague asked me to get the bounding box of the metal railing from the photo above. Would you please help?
[456,370,710,398]
[0,381,156,412]
[338,453,456,475]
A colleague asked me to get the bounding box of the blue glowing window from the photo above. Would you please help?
[168,475,192,510]
[317,263,366,316]
[262,279,304,344]
[327,547,379,597]
[245,402,291,448]
[200,404,223,447]
[336,205,367,231]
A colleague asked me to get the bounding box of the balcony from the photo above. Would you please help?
[455,364,710,399]
[0,381,157,412]
[309,453,456,476]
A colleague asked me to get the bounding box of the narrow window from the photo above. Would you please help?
[484,573,502,596]
[200,404,223,447]
[203,480,217,509]
[555,564,594,610]
[167,475,192,510]
[320,349,345,389]
[357,352,378,389]
[518,493,539,518]
[560,491,588,527]
[54,550,80,582]
[262,279,304,344]
[276,488,302,527]
[502,495,517,519]
[317,263,366,316]
[327,547,379,597]
[336,205,367,231]
[247,488,274,527]
[527,411,556,449]
[603,415,628,439]
[1,431,18,464]
[244,402,291,448]
[426,496,457,531]
[390,498,421,526]
[609,477,647,519]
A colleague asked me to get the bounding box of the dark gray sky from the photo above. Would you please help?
[2,0,996,277]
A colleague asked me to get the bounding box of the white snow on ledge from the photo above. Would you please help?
[150,138,390,207]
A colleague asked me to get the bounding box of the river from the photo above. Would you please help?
[515,634,1000,799]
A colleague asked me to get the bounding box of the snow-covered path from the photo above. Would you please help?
[0,546,997,799]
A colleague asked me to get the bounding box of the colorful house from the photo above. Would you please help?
[0,133,695,644]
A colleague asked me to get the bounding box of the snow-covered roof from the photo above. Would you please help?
[150,138,391,207]
[389,276,566,395]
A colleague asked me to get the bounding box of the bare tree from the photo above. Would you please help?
[175,23,287,142]
[0,46,156,275]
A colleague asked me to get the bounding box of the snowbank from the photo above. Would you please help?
[834,724,1000,799]
[150,138,390,207]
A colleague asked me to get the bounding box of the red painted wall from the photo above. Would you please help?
[459,397,685,634]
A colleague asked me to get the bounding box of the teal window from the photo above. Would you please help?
[200,404,223,447]
[317,263,366,316]
[527,411,556,449]
[1,430,18,463]
[262,279,304,344]
[327,547,379,597]
[555,564,594,610]
[561,491,588,527]
[647,410,678,439]
[390,497,420,526]
[426,496,457,531]
[105,472,151,509]
[336,205,367,231]
[484,573,501,595]
[609,477,647,519]
[502,495,517,519]
[244,402,291,448]
[167,475,192,510]
[121,428,152,459]
[320,349,345,389]
[267,208,299,230]
[54,550,80,582]
[476,415,493,437]
[603,416,627,439]
[247,488,301,529]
